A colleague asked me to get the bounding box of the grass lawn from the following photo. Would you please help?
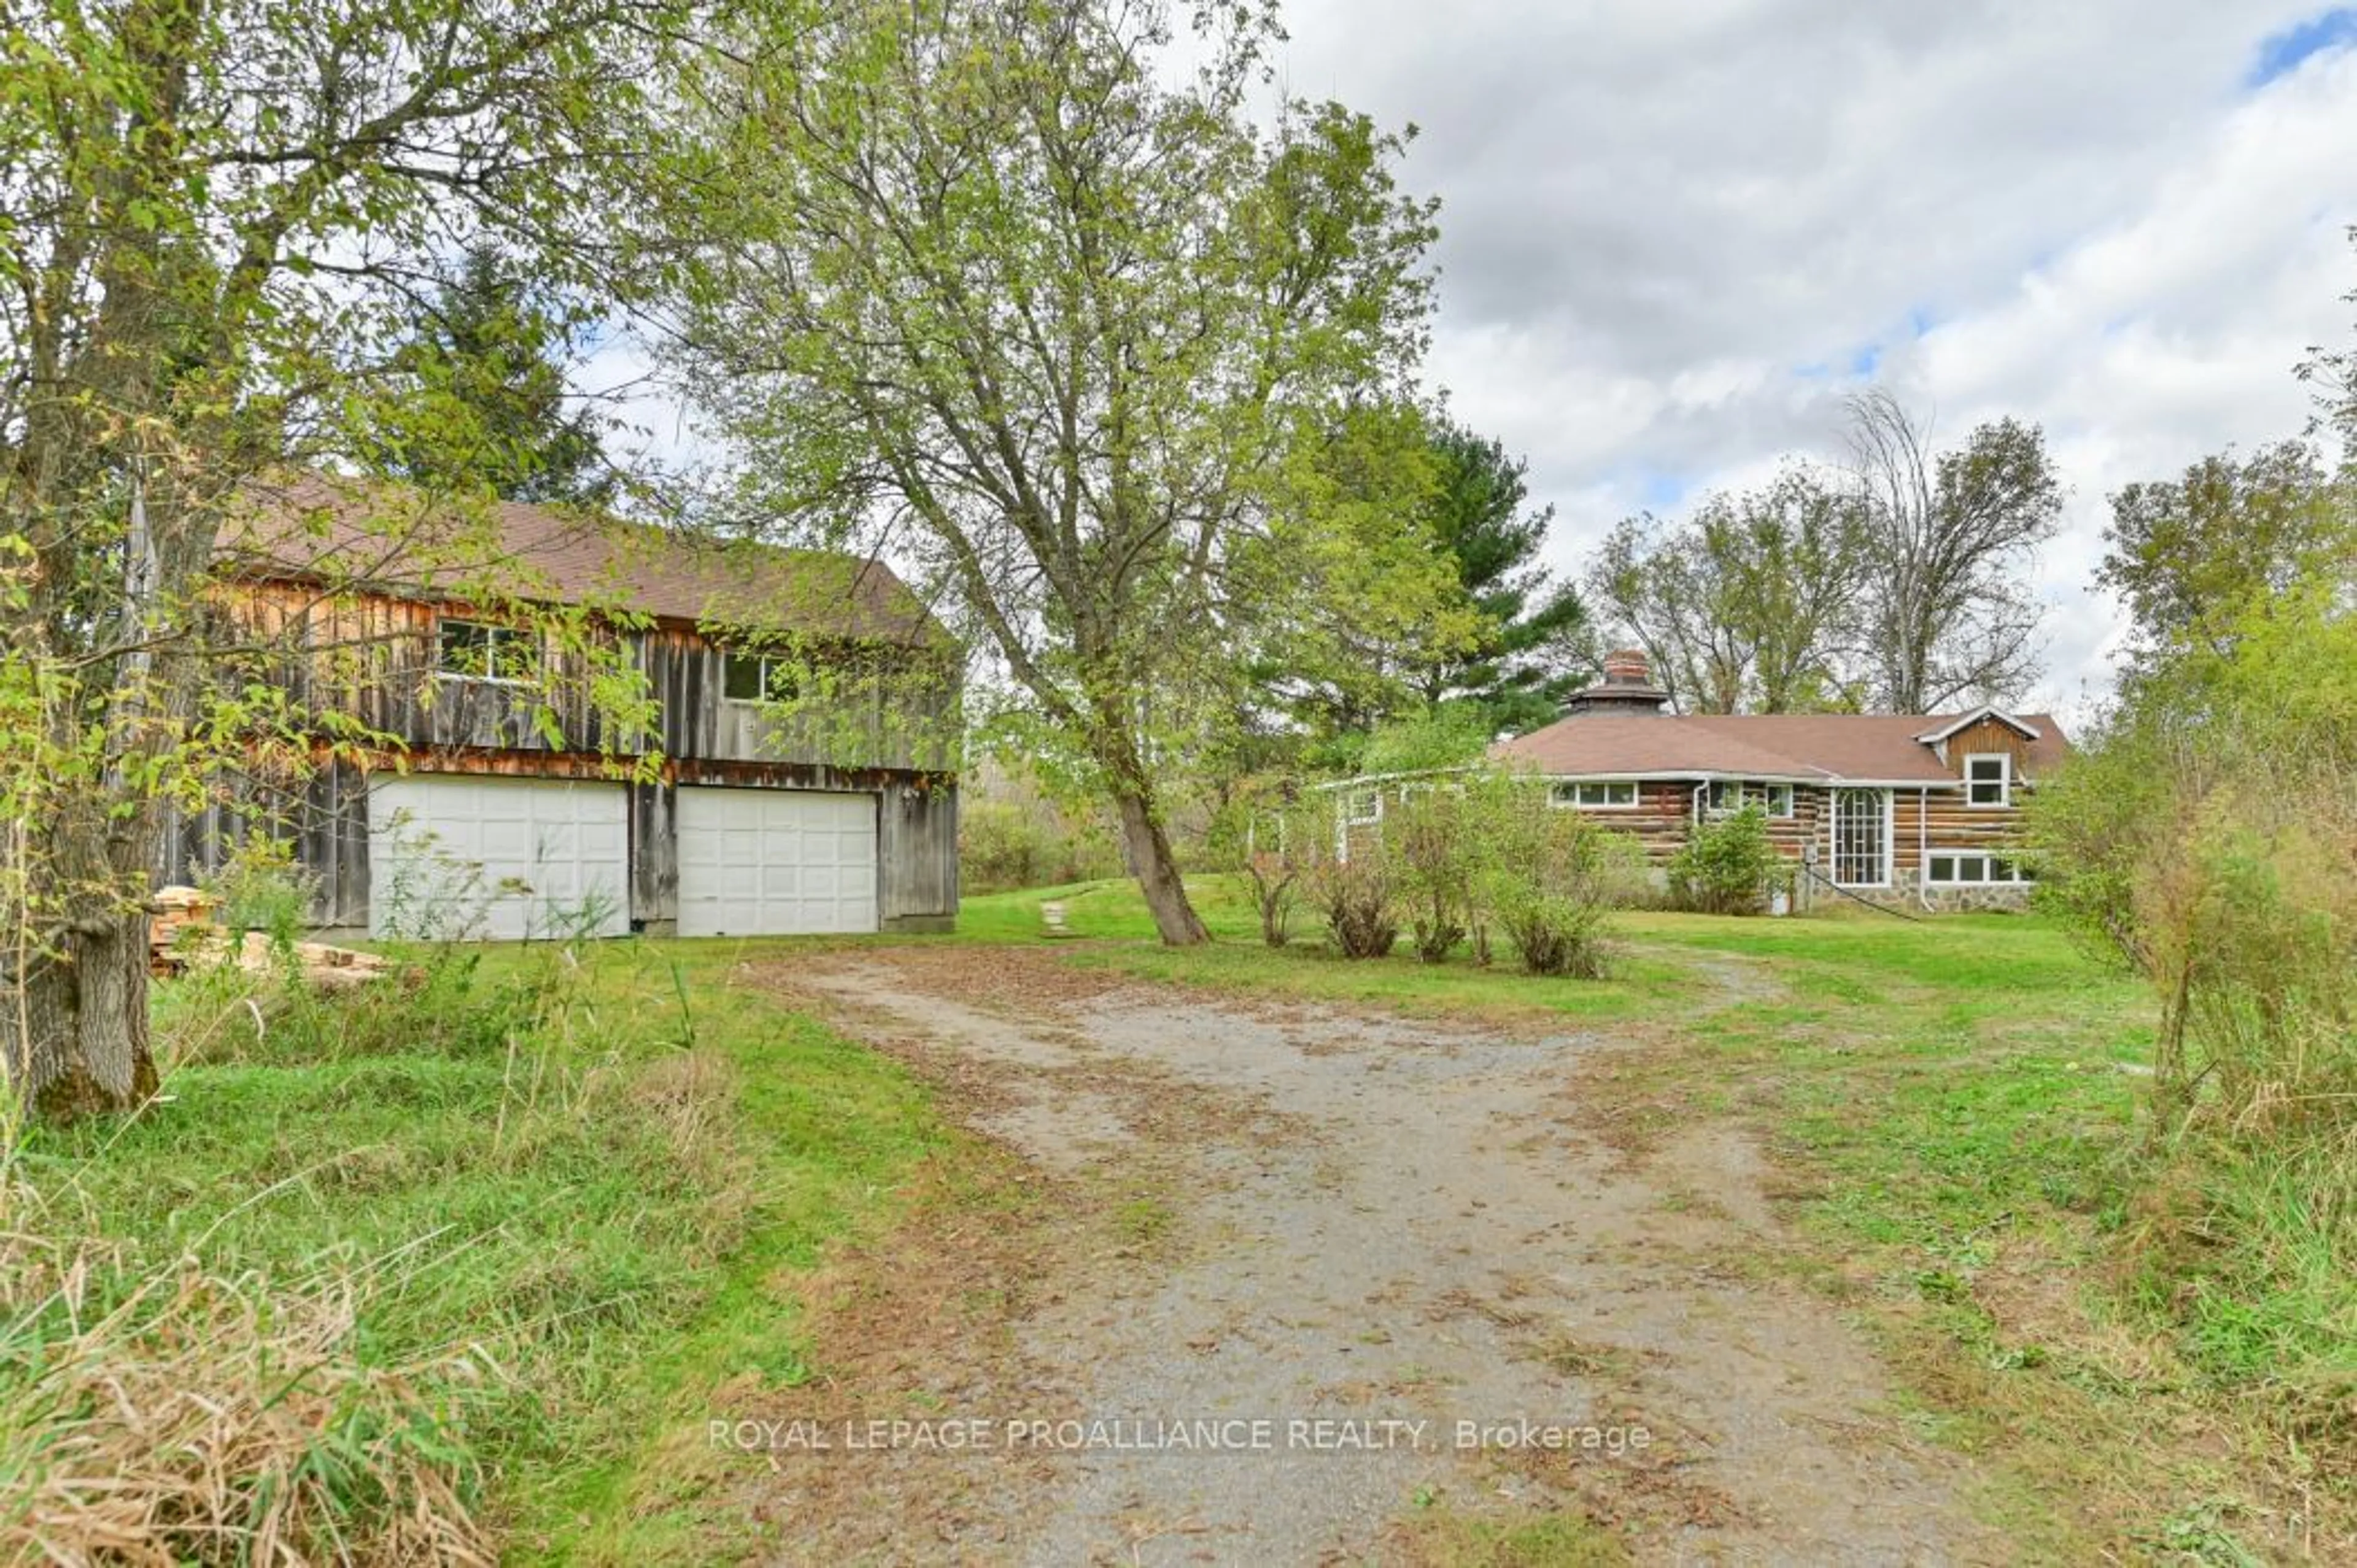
[10,875,2338,1562]
[952,876,2345,1562]
[9,940,949,1564]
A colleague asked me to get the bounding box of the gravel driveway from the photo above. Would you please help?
[741,948,2000,1567]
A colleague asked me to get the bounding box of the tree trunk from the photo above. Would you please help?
[7,916,160,1121]
[1111,786,1209,946]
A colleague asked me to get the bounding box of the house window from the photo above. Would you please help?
[1551,781,1637,809]
[436,619,542,685]
[1703,781,1795,818]
[1926,851,2034,886]
[722,651,802,704]
[1965,753,2011,807]
[1832,788,1889,886]
[1342,789,1382,827]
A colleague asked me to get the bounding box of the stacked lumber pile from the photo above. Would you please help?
[147,887,392,989]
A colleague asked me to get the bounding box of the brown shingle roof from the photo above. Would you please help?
[1493,709,2070,784]
[221,474,943,647]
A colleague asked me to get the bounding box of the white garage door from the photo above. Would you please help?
[675,787,878,937]
[368,775,630,940]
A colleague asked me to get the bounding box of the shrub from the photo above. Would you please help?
[1666,805,1790,915]
[197,832,317,949]
[958,797,1121,894]
[1477,776,1644,977]
[1304,844,1399,959]
[1384,786,1484,962]
[1244,848,1302,947]
[1209,788,1315,948]
[2029,574,2357,1434]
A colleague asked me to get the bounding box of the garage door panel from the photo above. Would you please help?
[676,787,878,937]
[368,776,630,941]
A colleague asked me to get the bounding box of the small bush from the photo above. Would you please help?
[1244,849,1302,947]
[1304,847,1399,960]
[958,797,1121,894]
[1210,790,1317,948]
[1385,786,1484,963]
[198,832,317,949]
[1666,805,1790,915]
[1478,777,1644,977]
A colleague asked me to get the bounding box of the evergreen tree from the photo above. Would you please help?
[389,247,613,505]
[1412,419,1589,734]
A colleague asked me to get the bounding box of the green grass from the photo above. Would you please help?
[953,875,2348,1558]
[17,940,946,1562]
[25,873,2338,1561]
[957,876,1689,1021]
[1406,1505,1631,1567]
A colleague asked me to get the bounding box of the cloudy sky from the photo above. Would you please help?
[603,3,2357,720]
[1254,0,2357,719]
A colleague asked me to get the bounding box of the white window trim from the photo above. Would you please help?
[1551,779,1639,811]
[1964,752,2012,808]
[721,650,801,706]
[1702,779,1798,820]
[434,618,542,687]
[1924,847,2034,886]
[1829,787,1894,889]
[1342,789,1383,827]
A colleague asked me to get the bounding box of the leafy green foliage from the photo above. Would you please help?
[2,0,684,1111]
[2031,556,2356,1442]
[673,0,1441,943]
[1589,465,1868,714]
[2097,440,2352,661]
[1356,705,1496,777]
[959,798,1122,895]
[195,832,316,951]
[1475,775,1645,976]
[1385,786,1486,962]
[377,247,615,505]
[1666,806,1791,916]
[1408,419,1590,733]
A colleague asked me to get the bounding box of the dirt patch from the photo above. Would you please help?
[725,946,2004,1565]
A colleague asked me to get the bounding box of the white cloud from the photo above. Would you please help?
[1272,0,2357,709]
[597,2,2357,714]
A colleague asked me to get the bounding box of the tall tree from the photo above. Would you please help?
[1,0,680,1115]
[1249,401,1482,744]
[1585,467,1867,714]
[382,246,614,505]
[1411,419,1588,733]
[2298,225,2357,467]
[675,0,1439,946]
[1844,392,2062,713]
[2099,441,2353,660]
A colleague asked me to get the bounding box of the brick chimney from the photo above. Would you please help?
[1562,648,1671,717]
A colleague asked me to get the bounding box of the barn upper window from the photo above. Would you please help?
[722,651,801,704]
[1965,753,2011,807]
[436,619,542,685]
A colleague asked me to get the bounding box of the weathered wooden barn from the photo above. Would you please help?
[1337,651,2067,911]
[164,476,959,938]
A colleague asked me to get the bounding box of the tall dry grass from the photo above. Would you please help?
[0,1175,490,1565]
